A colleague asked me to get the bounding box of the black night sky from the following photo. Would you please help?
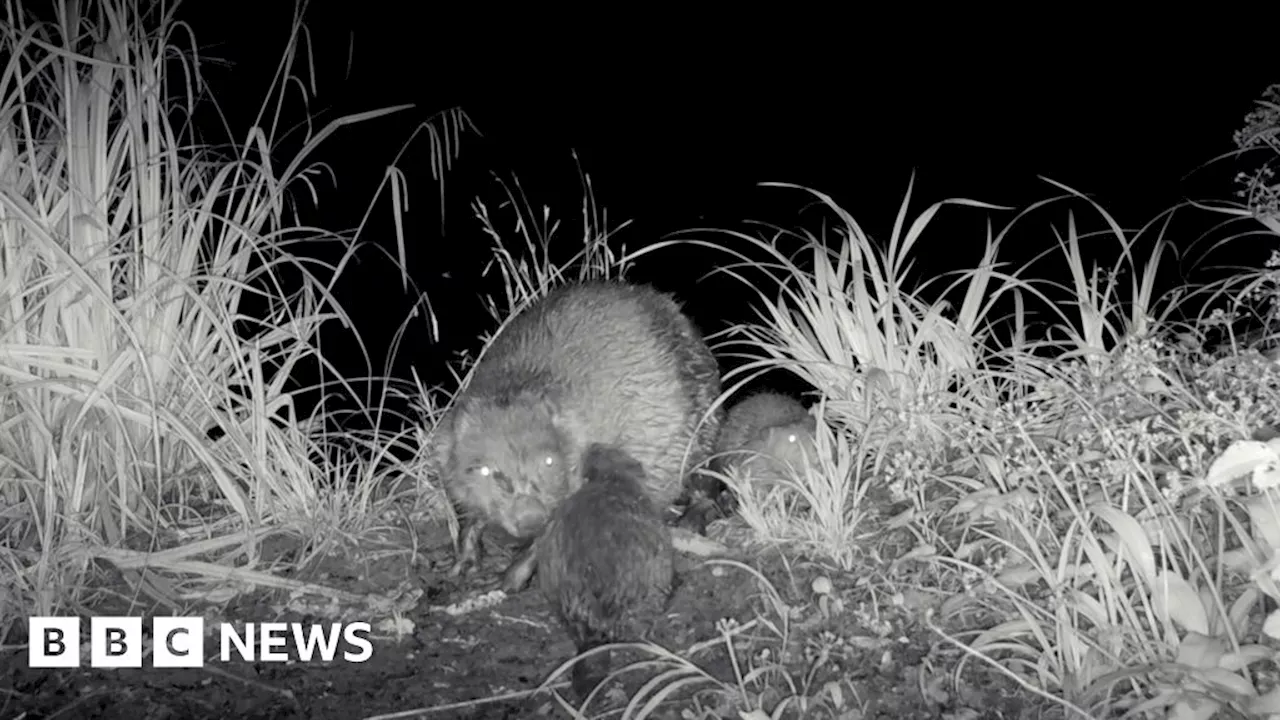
[170,3,1279,417]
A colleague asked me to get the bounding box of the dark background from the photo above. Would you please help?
[167,3,1277,423]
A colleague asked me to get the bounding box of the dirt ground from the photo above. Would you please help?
[5,515,1060,720]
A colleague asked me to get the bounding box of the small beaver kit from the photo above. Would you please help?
[711,390,820,513]
[535,443,676,699]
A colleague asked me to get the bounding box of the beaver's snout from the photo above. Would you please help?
[505,494,550,538]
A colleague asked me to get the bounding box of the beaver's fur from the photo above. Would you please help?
[711,391,820,514]
[536,443,676,699]
[432,280,721,590]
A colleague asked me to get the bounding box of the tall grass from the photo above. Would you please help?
[388,76,1280,718]
[13,1,1280,717]
[612,131,1280,713]
[0,0,462,639]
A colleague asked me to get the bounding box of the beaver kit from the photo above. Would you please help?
[536,443,677,699]
[432,280,721,591]
[711,391,820,513]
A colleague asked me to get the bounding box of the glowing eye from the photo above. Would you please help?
[543,455,555,467]
[786,433,798,444]
[477,466,492,478]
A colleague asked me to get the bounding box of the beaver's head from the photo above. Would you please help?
[446,394,573,539]
[742,415,821,477]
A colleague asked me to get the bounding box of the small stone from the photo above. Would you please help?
[812,576,832,595]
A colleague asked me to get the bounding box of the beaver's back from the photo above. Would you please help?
[460,281,722,506]
[537,444,675,696]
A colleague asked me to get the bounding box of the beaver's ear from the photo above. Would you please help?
[541,396,568,430]
[434,394,477,455]
[428,408,456,469]
[552,418,586,462]
[457,393,498,434]
[545,402,587,476]
[750,425,774,447]
[802,414,819,434]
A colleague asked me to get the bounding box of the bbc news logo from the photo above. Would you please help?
[28,617,373,668]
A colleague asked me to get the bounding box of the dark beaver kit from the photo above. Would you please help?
[535,443,676,699]
[432,280,721,591]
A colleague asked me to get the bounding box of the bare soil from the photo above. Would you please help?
[5,517,1061,719]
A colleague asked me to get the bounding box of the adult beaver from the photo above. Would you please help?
[432,280,721,590]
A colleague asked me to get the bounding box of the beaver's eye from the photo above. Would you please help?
[543,455,556,467]
[472,465,513,493]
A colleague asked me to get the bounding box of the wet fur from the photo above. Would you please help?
[432,281,722,586]
[536,444,676,699]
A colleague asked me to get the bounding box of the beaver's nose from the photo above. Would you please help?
[507,494,549,538]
